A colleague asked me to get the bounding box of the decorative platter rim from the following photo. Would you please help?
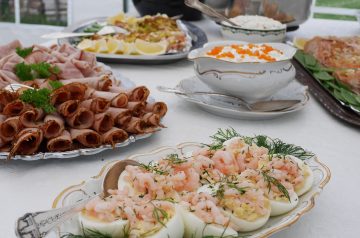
[52,142,331,238]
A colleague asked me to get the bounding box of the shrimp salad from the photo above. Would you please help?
[74,134,314,237]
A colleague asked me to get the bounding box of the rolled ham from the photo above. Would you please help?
[51,82,87,104]
[70,128,101,148]
[92,112,114,133]
[128,86,150,102]
[79,98,110,113]
[47,130,72,152]
[0,116,22,142]
[19,108,44,127]
[145,102,167,118]
[60,75,112,91]
[42,114,65,139]
[66,107,94,129]
[2,100,29,116]
[106,107,132,127]
[92,91,128,108]
[101,127,128,146]
[0,90,18,112]
[127,101,146,117]
[142,112,162,127]
[122,117,147,134]
[56,100,79,117]
[9,128,43,156]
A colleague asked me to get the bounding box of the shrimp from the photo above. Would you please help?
[171,168,200,192]
[212,150,240,175]
[236,144,268,172]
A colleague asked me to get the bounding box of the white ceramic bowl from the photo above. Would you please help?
[188,41,297,102]
[219,23,286,43]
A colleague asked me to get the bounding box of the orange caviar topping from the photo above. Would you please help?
[207,46,224,56]
[216,52,235,59]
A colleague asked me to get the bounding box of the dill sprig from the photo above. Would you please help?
[139,161,168,175]
[16,46,33,58]
[151,202,169,227]
[164,153,186,164]
[20,88,56,113]
[209,128,314,160]
[261,170,290,202]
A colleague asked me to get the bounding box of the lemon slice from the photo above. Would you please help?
[77,39,95,51]
[293,37,309,50]
[94,39,108,53]
[134,39,168,55]
[107,39,124,54]
[123,42,137,55]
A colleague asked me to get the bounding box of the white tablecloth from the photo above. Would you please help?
[0,18,360,238]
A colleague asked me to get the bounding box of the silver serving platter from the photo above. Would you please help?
[59,17,208,64]
[0,65,157,161]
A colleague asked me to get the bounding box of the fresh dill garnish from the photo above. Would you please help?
[49,80,64,90]
[14,62,60,81]
[212,179,247,199]
[226,182,247,195]
[209,128,314,160]
[16,46,33,58]
[151,202,169,227]
[139,161,168,175]
[19,88,55,113]
[261,170,290,202]
[164,153,186,164]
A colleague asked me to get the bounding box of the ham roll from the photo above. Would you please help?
[106,107,132,127]
[0,90,17,112]
[127,101,145,117]
[60,75,112,91]
[47,130,72,152]
[92,112,114,133]
[122,117,147,134]
[0,116,22,142]
[102,127,128,146]
[51,82,87,104]
[42,114,65,139]
[57,100,79,117]
[80,98,110,113]
[9,128,43,156]
[66,107,94,129]
[142,112,162,127]
[145,102,167,118]
[70,128,101,148]
[92,91,128,108]
[128,86,150,102]
[19,108,44,127]
[2,100,29,116]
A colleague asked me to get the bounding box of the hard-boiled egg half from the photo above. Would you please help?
[269,189,299,216]
[289,156,314,196]
[118,170,136,195]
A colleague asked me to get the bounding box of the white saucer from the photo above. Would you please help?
[176,77,309,120]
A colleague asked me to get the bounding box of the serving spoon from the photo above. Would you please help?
[157,86,301,112]
[15,159,139,238]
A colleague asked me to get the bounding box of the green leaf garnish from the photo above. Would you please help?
[164,153,186,164]
[139,161,168,175]
[261,170,290,202]
[151,202,169,227]
[14,62,60,81]
[19,88,56,113]
[16,46,33,58]
[49,80,64,90]
[208,127,240,150]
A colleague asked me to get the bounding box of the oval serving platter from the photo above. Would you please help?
[52,142,331,238]
[0,65,158,161]
[59,17,208,64]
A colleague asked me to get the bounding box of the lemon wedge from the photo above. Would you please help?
[134,39,168,55]
[293,37,309,50]
[94,39,108,53]
[77,39,95,51]
[107,39,124,54]
[123,42,137,55]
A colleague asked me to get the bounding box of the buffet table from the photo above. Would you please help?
[0,18,359,238]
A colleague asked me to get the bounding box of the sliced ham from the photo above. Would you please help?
[0,116,22,142]
[106,107,132,127]
[9,128,43,156]
[145,102,168,118]
[0,53,24,71]
[128,86,150,102]
[19,108,44,127]
[122,117,147,134]
[101,127,128,146]
[42,114,65,139]
[47,130,72,152]
[80,98,110,113]
[0,70,19,84]
[92,91,128,108]
[50,88,71,105]
[66,107,94,129]
[56,100,79,117]
[0,40,21,58]
[127,101,146,117]
[70,128,101,148]
[51,82,87,104]
[60,75,112,91]
[92,112,114,133]
[142,112,161,127]
[0,90,18,112]
[2,100,29,116]
[55,60,84,79]
[24,50,53,64]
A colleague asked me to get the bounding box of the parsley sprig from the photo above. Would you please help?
[14,62,60,81]
[16,46,33,58]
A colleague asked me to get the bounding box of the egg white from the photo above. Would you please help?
[147,206,184,238]
[270,190,299,216]
[180,205,237,238]
[118,171,136,195]
[288,156,314,196]
[78,211,129,237]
